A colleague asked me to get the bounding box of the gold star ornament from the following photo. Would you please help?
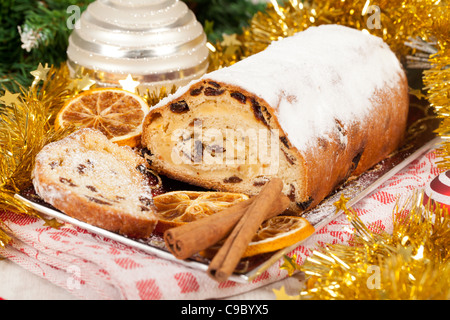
[220,33,242,57]
[77,74,96,91]
[119,74,140,93]
[409,88,427,100]
[272,285,300,300]
[280,254,301,276]
[220,33,242,47]
[43,217,64,229]
[334,193,350,214]
[30,63,50,85]
[0,90,21,107]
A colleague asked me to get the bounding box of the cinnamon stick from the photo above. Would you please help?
[164,190,290,260]
[207,178,290,282]
[164,197,255,260]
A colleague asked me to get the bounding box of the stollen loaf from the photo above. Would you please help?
[141,25,409,213]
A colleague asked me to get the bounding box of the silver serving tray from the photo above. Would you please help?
[14,134,440,283]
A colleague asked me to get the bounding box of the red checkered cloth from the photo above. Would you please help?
[0,149,441,299]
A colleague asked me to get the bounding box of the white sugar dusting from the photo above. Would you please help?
[33,128,154,214]
[153,25,404,151]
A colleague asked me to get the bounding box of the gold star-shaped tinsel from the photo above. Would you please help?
[119,74,140,93]
[275,191,450,300]
[0,90,21,107]
[279,254,301,276]
[77,74,96,91]
[333,193,349,214]
[0,65,74,247]
[273,285,300,300]
[42,217,64,229]
[409,88,427,101]
[30,63,50,86]
[66,74,96,92]
[219,33,243,58]
[66,77,80,91]
[220,33,242,47]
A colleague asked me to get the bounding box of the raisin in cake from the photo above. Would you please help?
[141,25,409,214]
[32,128,158,238]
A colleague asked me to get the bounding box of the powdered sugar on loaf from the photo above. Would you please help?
[207,25,403,150]
[153,25,404,152]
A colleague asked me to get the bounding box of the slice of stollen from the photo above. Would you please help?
[32,128,158,238]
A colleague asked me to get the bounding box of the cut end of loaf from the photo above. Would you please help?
[141,80,309,213]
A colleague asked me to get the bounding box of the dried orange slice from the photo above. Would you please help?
[242,216,314,257]
[153,191,249,233]
[200,215,314,258]
[55,88,150,147]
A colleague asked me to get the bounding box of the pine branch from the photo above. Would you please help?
[184,0,268,43]
[0,0,94,92]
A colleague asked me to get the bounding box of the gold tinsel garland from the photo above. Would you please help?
[275,193,450,300]
[209,0,445,69]
[422,5,450,169]
[0,65,74,244]
[0,64,178,246]
[0,0,449,300]
[230,0,449,300]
